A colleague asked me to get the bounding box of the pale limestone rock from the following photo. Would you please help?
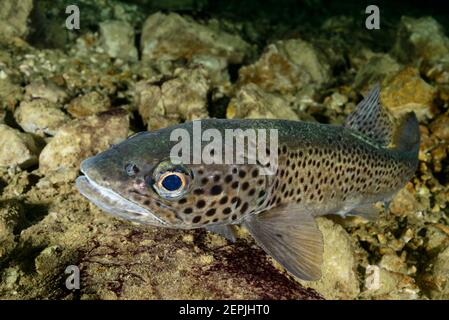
[24,80,68,104]
[67,92,111,118]
[99,20,138,61]
[422,245,449,299]
[14,99,70,136]
[140,12,250,68]
[135,67,209,130]
[381,67,437,121]
[39,109,129,176]
[393,16,449,64]
[354,54,402,90]
[0,124,39,169]
[238,39,330,94]
[227,83,299,120]
[0,0,33,40]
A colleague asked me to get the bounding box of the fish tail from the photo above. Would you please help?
[393,112,420,156]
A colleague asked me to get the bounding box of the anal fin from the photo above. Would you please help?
[243,204,323,281]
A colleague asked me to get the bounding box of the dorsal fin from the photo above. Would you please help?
[344,84,394,146]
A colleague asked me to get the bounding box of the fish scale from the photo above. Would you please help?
[76,86,420,280]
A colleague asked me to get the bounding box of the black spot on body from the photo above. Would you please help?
[210,185,223,195]
[196,200,206,209]
[219,196,228,204]
[194,188,205,195]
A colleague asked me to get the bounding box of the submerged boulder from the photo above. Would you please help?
[238,39,331,94]
[39,109,130,177]
[140,12,251,71]
[0,0,33,41]
[392,16,449,65]
[380,67,437,121]
[14,99,70,137]
[0,124,40,169]
[135,67,210,130]
[99,20,138,61]
[227,83,299,120]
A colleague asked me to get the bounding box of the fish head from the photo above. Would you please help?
[76,127,269,228]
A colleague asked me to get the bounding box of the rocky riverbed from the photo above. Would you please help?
[0,0,448,300]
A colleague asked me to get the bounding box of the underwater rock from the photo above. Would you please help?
[24,80,68,104]
[423,57,449,86]
[0,200,25,259]
[190,54,231,86]
[67,92,112,118]
[226,83,299,120]
[135,67,209,130]
[354,54,402,90]
[35,245,63,276]
[298,217,361,300]
[0,78,23,110]
[424,224,449,256]
[380,67,437,121]
[140,12,251,66]
[323,91,348,115]
[393,16,449,65]
[39,109,129,176]
[379,253,408,274]
[99,20,138,61]
[14,99,71,137]
[238,39,330,94]
[389,184,426,218]
[423,245,449,299]
[0,0,33,40]
[0,124,40,169]
[77,224,323,300]
[430,114,449,142]
[362,265,420,299]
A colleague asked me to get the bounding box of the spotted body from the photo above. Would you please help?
[77,86,420,280]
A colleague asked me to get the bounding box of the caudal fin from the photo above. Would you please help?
[393,112,420,156]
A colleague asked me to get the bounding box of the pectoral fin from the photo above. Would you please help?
[243,204,323,281]
[206,225,237,243]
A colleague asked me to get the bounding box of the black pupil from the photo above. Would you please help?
[162,174,182,191]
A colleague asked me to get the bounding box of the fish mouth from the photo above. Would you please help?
[76,162,166,226]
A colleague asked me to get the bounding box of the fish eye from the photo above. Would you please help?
[152,161,192,200]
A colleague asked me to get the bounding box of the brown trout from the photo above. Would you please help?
[76,85,420,280]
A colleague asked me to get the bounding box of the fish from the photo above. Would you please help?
[76,85,420,281]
